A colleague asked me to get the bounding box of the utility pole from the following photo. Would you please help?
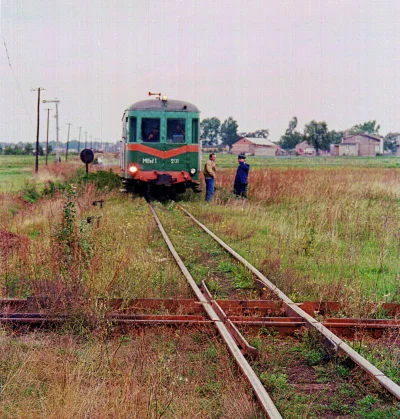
[44,108,52,166]
[65,122,72,161]
[77,126,82,152]
[90,135,93,149]
[85,131,88,148]
[31,87,45,173]
[95,138,101,151]
[42,99,60,162]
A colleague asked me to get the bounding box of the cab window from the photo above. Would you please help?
[167,118,186,143]
[142,118,160,143]
[192,119,199,144]
[129,117,137,142]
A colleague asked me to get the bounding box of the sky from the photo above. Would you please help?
[1,0,400,145]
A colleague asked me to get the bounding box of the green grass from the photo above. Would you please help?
[154,202,264,299]
[1,157,400,416]
[0,155,43,192]
[247,328,400,418]
[185,164,400,308]
[208,154,400,169]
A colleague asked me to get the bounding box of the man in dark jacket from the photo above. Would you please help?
[234,154,250,197]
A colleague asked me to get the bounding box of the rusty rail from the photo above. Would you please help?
[1,298,398,336]
[148,204,283,418]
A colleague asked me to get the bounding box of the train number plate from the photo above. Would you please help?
[142,158,157,164]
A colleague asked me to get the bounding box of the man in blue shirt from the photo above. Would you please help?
[234,154,250,198]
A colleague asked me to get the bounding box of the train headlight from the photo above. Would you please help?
[129,165,138,174]
[190,168,197,175]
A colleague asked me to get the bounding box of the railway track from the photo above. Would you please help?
[1,200,399,417]
[152,203,400,413]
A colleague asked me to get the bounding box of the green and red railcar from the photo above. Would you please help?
[120,96,201,196]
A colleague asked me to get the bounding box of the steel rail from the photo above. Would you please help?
[148,204,283,419]
[1,311,398,335]
[176,203,400,401]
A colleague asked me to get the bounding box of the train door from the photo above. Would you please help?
[192,118,201,178]
[121,115,128,176]
[166,116,187,172]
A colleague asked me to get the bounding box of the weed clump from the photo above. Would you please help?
[21,180,40,203]
[20,169,121,203]
[71,168,122,191]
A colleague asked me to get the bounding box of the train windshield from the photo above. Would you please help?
[142,118,160,143]
[167,118,186,143]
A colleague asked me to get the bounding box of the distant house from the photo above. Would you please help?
[330,144,339,156]
[295,141,316,156]
[338,133,383,156]
[231,137,279,156]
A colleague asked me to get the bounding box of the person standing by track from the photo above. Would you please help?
[234,154,250,198]
[204,153,216,202]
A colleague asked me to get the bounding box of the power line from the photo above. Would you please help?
[1,26,35,131]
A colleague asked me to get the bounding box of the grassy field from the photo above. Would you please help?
[0,154,398,307]
[186,164,400,307]
[0,155,44,193]
[211,154,400,169]
[0,154,119,193]
[0,155,399,417]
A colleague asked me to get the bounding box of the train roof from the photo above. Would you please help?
[127,99,199,112]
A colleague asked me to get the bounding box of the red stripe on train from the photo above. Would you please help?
[125,144,199,159]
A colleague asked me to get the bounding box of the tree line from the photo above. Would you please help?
[2,119,398,155]
[201,117,398,153]
[201,117,270,148]
[0,143,52,156]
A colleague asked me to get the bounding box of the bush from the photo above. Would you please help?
[71,169,122,191]
[21,180,40,203]
[42,180,66,197]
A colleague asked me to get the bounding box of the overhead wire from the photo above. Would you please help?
[1,20,35,131]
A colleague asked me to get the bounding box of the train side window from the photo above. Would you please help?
[122,117,127,140]
[129,117,137,142]
[142,118,160,143]
[192,119,199,144]
[167,118,186,143]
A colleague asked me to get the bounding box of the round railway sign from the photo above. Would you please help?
[80,148,94,164]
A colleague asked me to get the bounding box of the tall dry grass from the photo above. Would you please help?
[0,162,265,418]
[0,328,264,418]
[0,181,192,316]
[188,167,400,312]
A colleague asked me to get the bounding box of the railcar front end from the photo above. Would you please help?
[120,96,201,197]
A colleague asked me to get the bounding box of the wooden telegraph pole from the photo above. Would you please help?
[65,123,72,161]
[77,126,82,152]
[31,87,45,173]
[42,99,60,162]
